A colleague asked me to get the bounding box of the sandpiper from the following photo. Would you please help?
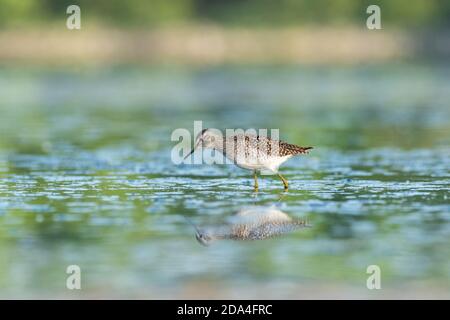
[184,128,312,190]
[189,206,309,246]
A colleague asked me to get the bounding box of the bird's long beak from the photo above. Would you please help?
[184,140,201,160]
[184,216,201,234]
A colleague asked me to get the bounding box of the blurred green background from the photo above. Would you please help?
[1,0,449,27]
[1,0,449,66]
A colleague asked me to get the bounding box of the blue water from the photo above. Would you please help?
[0,65,449,298]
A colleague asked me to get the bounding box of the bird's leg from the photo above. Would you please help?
[277,173,289,191]
[253,170,259,191]
[277,192,287,202]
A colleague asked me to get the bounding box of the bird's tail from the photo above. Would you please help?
[281,143,313,155]
[297,146,313,154]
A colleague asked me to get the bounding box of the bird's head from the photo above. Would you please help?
[184,216,215,246]
[195,230,214,246]
[184,128,223,159]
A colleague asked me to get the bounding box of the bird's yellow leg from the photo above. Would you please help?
[253,170,259,191]
[278,173,288,191]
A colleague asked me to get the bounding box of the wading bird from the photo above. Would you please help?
[184,128,312,191]
[188,206,309,246]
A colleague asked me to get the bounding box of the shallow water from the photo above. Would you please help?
[0,65,449,298]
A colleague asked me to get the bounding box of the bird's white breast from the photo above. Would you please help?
[235,155,292,172]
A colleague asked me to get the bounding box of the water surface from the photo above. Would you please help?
[0,65,449,298]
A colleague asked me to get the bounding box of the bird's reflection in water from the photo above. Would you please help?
[191,206,310,246]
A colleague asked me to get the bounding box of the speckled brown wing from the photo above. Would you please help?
[278,141,313,156]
